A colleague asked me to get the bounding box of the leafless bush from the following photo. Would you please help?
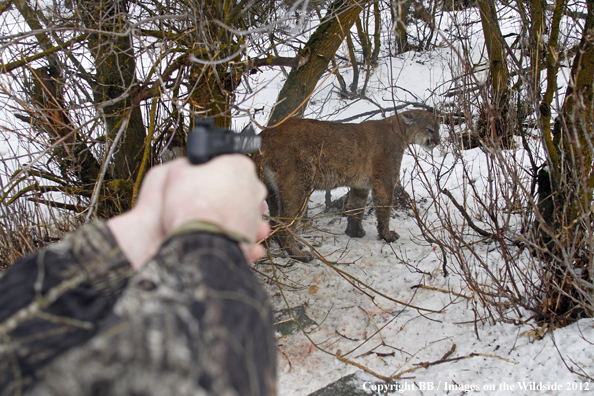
[404,1,594,327]
[0,197,83,268]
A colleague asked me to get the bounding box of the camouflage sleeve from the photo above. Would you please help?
[26,232,277,396]
[0,221,134,396]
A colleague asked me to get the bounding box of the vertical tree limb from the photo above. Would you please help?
[476,0,511,146]
[78,0,146,184]
[132,98,157,206]
[539,0,566,185]
[268,0,370,126]
[371,1,381,64]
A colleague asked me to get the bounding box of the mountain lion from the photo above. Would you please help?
[253,110,440,262]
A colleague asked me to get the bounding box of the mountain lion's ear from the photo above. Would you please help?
[401,113,415,125]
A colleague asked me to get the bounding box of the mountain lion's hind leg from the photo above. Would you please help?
[345,188,369,238]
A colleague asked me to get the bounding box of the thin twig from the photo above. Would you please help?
[86,113,131,221]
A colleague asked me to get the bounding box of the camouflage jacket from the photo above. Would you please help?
[0,221,276,396]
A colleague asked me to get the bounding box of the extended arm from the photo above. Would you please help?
[0,221,133,395]
[26,230,276,396]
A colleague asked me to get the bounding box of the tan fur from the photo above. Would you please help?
[252,110,440,262]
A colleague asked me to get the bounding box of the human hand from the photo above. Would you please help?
[107,155,269,270]
[106,163,167,271]
[160,156,269,263]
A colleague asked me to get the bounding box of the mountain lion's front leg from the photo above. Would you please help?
[372,180,400,243]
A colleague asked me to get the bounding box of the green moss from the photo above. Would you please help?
[106,179,133,195]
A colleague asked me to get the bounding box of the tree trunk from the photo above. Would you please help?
[189,64,240,129]
[355,14,370,61]
[528,0,546,86]
[476,0,511,147]
[371,1,381,64]
[536,0,594,320]
[78,0,146,184]
[393,0,409,54]
[186,1,245,129]
[268,0,370,126]
[552,0,594,220]
[346,31,359,93]
[15,0,101,185]
[538,0,566,183]
[31,67,100,185]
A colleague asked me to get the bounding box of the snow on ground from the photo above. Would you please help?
[257,185,594,395]
[244,14,594,394]
[254,147,594,395]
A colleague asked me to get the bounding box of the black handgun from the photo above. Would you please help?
[186,121,261,164]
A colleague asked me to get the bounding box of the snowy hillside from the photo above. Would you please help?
[243,8,594,396]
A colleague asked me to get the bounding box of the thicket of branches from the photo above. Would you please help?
[404,0,594,327]
[0,0,330,265]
